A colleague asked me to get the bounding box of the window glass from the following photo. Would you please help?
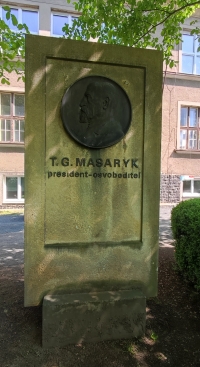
[1,119,11,142]
[21,177,25,198]
[6,120,11,130]
[20,120,25,142]
[182,33,200,75]
[195,39,200,53]
[1,119,5,141]
[1,131,5,141]
[196,57,200,74]
[7,120,11,129]
[1,94,11,115]
[14,120,24,142]
[15,120,19,130]
[194,180,200,193]
[6,177,17,199]
[2,8,18,31]
[189,130,197,149]
[1,119,5,130]
[189,108,198,127]
[179,106,200,150]
[22,10,38,33]
[6,132,10,141]
[182,35,194,53]
[53,15,69,35]
[15,131,19,142]
[4,177,24,201]
[182,55,194,73]
[15,94,24,116]
[15,120,19,141]
[6,120,11,141]
[183,180,191,193]
[180,130,187,149]
[180,107,188,127]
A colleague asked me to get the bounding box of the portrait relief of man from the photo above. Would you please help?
[79,81,123,147]
[61,76,131,149]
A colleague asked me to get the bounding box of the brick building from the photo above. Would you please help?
[161,11,200,202]
[0,0,200,208]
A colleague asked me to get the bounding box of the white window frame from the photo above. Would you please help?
[51,12,78,37]
[181,176,200,198]
[0,92,25,144]
[3,176,24,203]
[14,119,24,143]
[180,31,200,74]
[0,6,39,34]
[0,119,11,142]
[177,101,200,151]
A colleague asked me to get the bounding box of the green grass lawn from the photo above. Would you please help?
[0,209,24,215]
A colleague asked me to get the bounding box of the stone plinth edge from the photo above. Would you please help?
[42,290,146,347]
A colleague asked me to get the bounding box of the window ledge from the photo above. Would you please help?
[165,71,200,82]
[0,143,24,148]
[182,194,200,197]
[174,149,200,155]
[3,200,24,204]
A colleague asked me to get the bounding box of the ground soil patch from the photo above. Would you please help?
[0,209,200,367]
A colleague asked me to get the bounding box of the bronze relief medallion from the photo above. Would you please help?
[61,76,132,149]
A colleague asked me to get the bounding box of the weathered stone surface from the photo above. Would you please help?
[43,290,146,347]
[25,35,162,307]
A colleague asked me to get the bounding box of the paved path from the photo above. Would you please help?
[159,205,174,248]
[0,205,175,267]
[0,213,24,266]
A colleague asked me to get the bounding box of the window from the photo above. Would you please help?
[182,33,200,74]
[51,13,78,36]
[4,176,24,203]
[1,7,39,34]
[181,176,200,197]
[0,93,25,143]
[179,106,200,150]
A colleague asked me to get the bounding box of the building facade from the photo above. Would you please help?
[0,0,76,208]
[161,11,200,202]
[0,0,200,207]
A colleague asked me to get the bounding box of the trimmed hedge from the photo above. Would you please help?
[171,199,200,290]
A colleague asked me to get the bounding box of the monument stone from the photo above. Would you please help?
[25,34,162,346]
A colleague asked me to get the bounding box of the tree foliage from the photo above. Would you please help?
[0,6,29,84]
[1,1,200,84]
[64,0,200,67]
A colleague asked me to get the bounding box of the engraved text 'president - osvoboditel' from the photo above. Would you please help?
[61,76,132,149]
[47,157,141,180]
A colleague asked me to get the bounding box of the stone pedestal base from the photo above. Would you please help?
[42,290,146,347]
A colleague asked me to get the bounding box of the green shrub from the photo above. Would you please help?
[171,198,200,290]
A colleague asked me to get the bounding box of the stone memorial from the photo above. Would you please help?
[25,34,162,347]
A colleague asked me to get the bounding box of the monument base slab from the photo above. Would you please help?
[42,290,146,347]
